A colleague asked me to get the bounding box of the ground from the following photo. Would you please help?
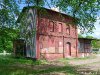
[0,55,100,75]
[68,55,100,75]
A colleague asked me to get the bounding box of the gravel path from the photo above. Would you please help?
[69,56,100,66]
[69,55,100,75]
[45,55,100,75]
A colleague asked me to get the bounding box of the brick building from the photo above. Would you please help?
[15,6,92,60]
[78,38,93,57]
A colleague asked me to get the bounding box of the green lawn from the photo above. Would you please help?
[0,55,79,75]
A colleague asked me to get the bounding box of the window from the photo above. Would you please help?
[55,40,59,53]
[39,18,46,33]
[40,42,43,49]
[58,23,62,32]
[66,25,70,35]
[49,21,54,32]
[40,18,44,25]
[49,37,54,47]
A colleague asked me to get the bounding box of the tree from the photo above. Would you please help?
[51,0,100,33]
[78,34,84,38]
[85,35,100,48]
[0,27,19,52]
[85,35,94,39]
[18,0,45,41]
[0,0,19,28]
[92,39,100,48]
[0,0,19,52]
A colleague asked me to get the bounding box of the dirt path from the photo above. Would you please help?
[69,56,100,66]
[68,56,100,75]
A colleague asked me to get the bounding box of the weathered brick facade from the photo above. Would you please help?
[36,7,78,60]
[17,6,79,60]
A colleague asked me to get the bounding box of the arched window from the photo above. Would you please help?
[49,21,54,32]
[66,25,70,35]
[58,23,62,32]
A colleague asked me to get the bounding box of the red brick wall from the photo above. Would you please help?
[36,9,78,60]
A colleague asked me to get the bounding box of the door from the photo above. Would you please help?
[64,42,71,57]
[67,42,71,56]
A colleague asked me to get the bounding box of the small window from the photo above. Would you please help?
[58,23,62,32]
[66,25,70,35]
[49,21,54,32]
[49,37,54,47]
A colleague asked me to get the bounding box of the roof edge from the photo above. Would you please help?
[16,6,79,23]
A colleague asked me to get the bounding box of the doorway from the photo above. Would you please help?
[65,42,71,57]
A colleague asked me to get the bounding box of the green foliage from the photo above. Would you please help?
[85,35,94,39]
[0,27,19,52]
[0,0,19,28]
[78,34,84,38]
[52,0,100,33]
[92,39,100,48]
[19,0,45,6]
[0,55,79,75]
[0,55,43,65]
[0,0,19,52]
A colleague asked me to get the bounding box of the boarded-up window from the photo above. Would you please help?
[49,37,54,47]
[48,37,55,53]
[58,23,62,32]
[49,21,54,32]
[55,40,59,53]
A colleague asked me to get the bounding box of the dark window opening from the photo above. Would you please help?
[49,21,54,32]
[66,42,71,56]
[58,23,62,32]
[66,25,70,35]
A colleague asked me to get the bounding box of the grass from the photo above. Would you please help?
[0,55,79,75]
[0,55,99,75]
[0,55,44,65]
[59,55,96,62]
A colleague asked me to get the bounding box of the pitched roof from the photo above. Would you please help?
[17,6,78,23]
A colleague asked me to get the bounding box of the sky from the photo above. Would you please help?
[78,18,100,39]
[18,1,100,39]
[89,18,100,38]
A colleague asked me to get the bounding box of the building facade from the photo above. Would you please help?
[16,6,93,60]
[78,38,93,57]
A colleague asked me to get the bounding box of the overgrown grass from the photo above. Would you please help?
[0,55,46,65]
[0,55,79,75]
[0,55,99,75]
